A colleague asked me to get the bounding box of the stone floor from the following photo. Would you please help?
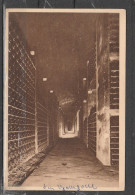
[21,138,119,190]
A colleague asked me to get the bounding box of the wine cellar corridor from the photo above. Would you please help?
[7,12,120,187]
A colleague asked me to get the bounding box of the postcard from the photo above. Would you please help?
[4,9,126,191]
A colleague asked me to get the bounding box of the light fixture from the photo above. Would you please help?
[83,78,87,81]
[30,51,35,56]
[83,100,87,103]
[43,78,47,81]
[50,90,53,93]
[88,90,92,94]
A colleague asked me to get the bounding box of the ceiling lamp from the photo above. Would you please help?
[30,51,35,56]
[43,78,47,81]
[88,90,92,94]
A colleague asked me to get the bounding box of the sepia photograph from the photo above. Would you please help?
[4,9,126,191]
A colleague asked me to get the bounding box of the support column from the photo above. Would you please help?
[96,14,111,166]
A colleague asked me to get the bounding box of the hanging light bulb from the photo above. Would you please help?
[30,51,35,56]
[88,90,92,94]
[43,78,47,81]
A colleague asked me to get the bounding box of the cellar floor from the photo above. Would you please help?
[21,138,119,190]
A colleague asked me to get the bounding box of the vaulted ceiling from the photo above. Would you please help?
[9,12,96,115]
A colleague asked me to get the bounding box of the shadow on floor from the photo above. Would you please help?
[21,138,119,189]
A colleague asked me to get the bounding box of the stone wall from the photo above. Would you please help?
[96,14,119,166]
[96,14,111,165]
[82,14,119,167]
